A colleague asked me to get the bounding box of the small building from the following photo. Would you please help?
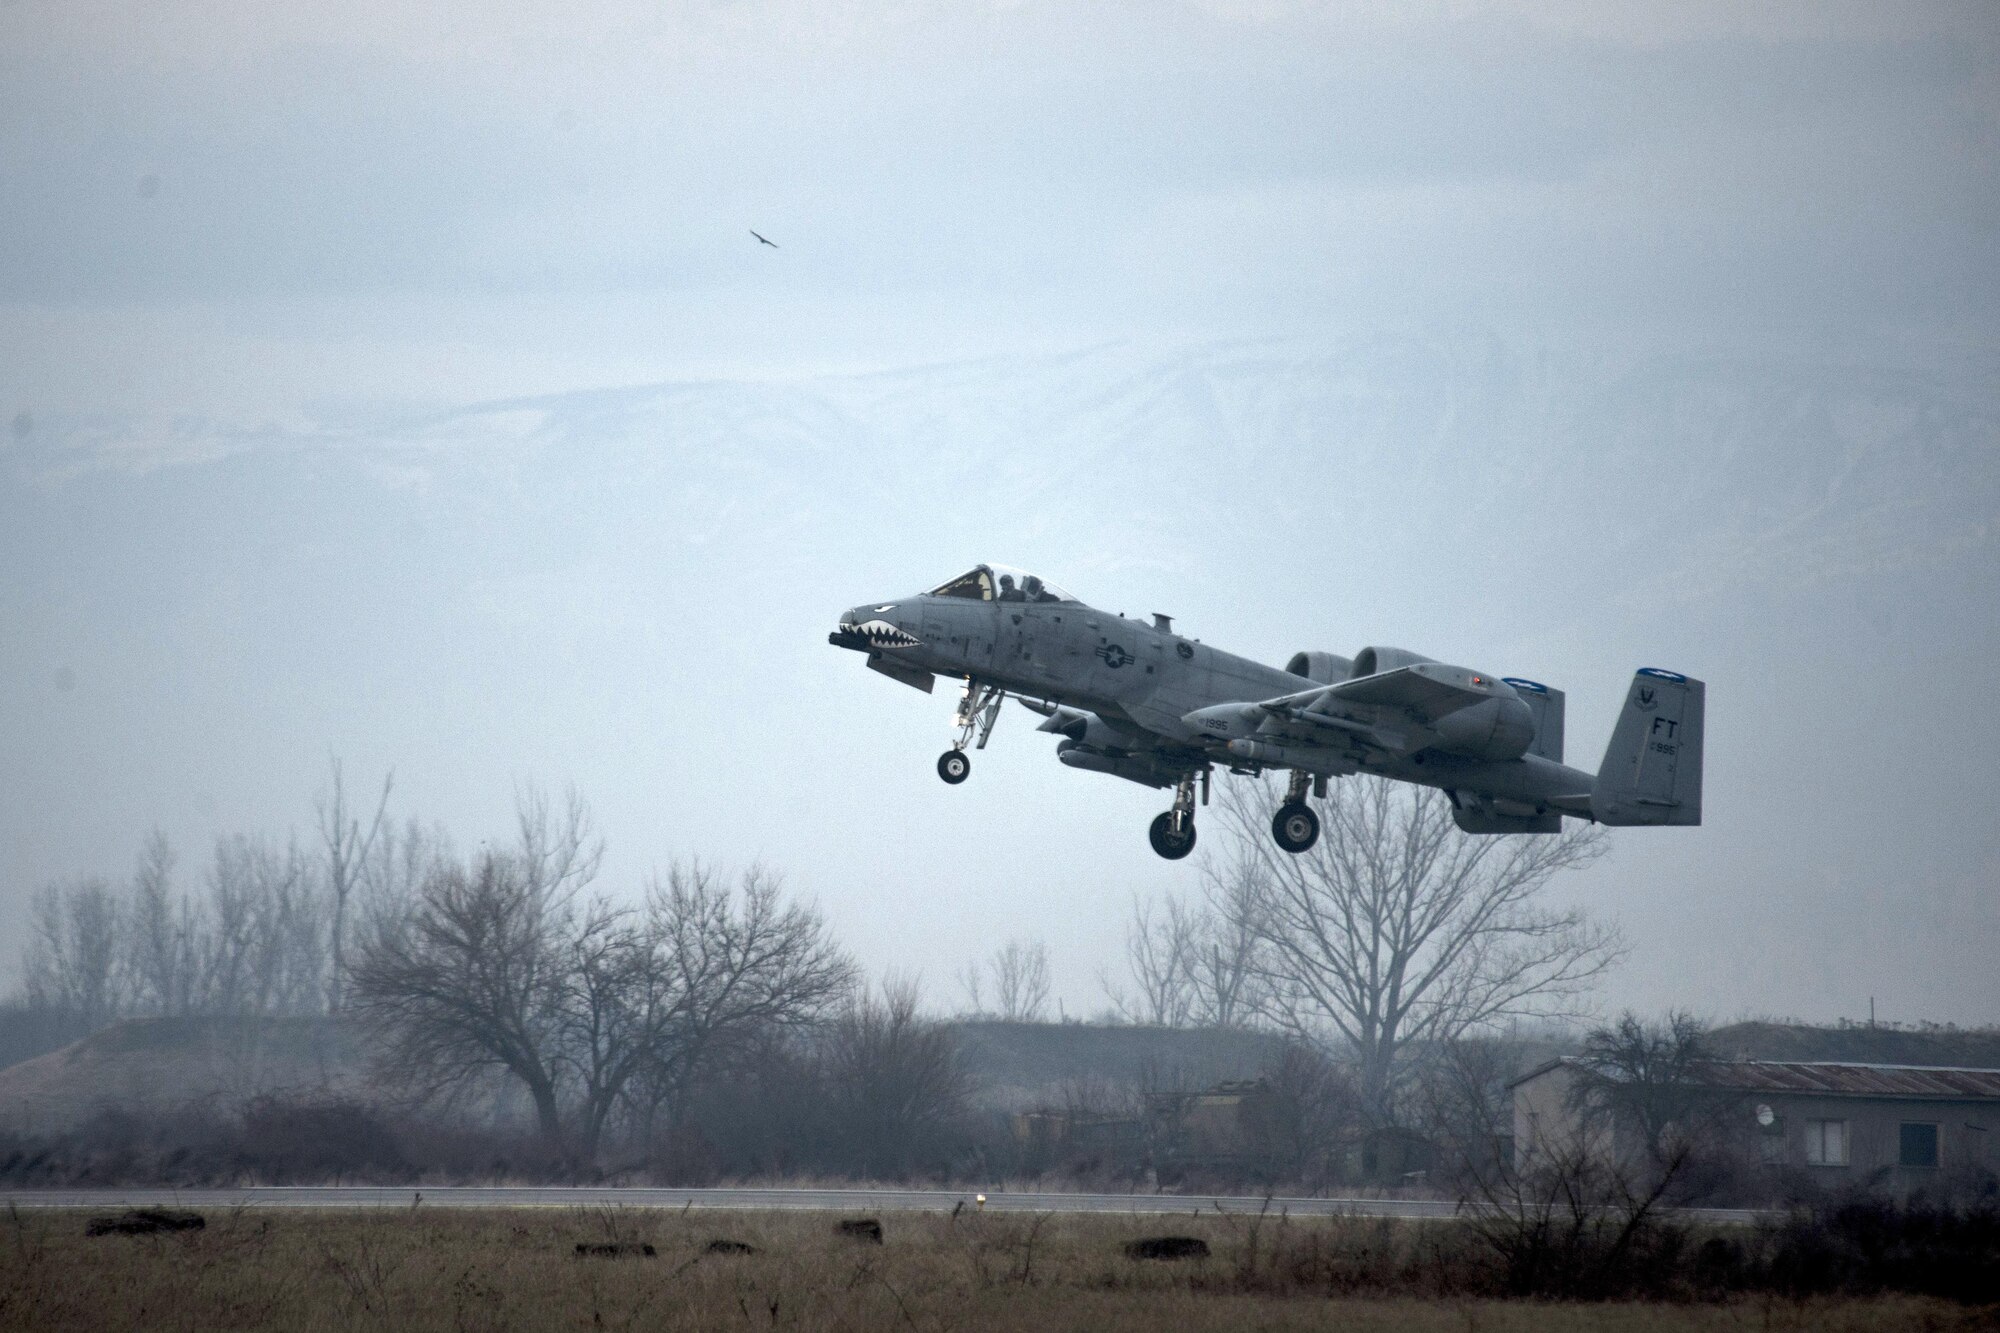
[1008,1109,1144,1154]
[1173,1079,1288,1161]
[1513,1058,2000,1189]
[1009,1078,1292,1175]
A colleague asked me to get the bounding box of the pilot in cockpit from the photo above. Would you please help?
[998,574,1025,602]
[1022,574,1049,603]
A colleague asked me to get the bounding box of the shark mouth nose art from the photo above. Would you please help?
[851,619,922,649]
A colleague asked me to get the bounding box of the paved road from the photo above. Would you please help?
[0,1186,1765,1225]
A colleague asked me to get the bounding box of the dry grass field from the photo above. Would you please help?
[0,1205,1987,1333]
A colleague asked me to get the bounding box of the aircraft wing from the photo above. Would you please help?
[1191,663,1517,760]
[1269,664,1510,723]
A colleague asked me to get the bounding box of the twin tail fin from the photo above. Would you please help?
[1591,669,1704,826]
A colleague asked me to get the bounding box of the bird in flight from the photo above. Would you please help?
[750,230,778,248]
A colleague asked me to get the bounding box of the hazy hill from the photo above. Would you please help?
[1709,1020,2000,1069]
[0,1016,374,1135]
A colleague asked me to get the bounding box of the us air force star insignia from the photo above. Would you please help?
[1097,643,1133,668]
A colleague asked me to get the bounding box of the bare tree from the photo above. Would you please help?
[1418,1035,1532,1192]
[349,850,573,1148]
[955,960,985,1017]
[1217,777,1619,1121]
[1106,866,1264,1029]
[632,863,858,1135]
[1189,851,1265,1027]
[125,830,195,1016]
[512,784,603,904]
[1467,1126,1701,1299]
[348,787,595,1149]
[360,817,451,916]
[316,758,392,1013]
[556,899,657,1162]
[987,938,1052,1023]
[1262,1040,1364,1187]
[25,877,127,1025]
[30,829,332,1025]
[242,834,325,1015]
[1103,894,1196,1027]
[200,835,263,1015]
[1568,1011,1722,1172]
[819,976,972,1176]
[196,833,325,1015]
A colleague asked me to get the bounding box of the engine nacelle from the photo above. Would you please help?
[1040,708,1143,756]
[1349,645,1436,678]
[1430,694,1536,761]
[1284,650,1354,684]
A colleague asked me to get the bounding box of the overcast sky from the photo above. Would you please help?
[3,0,1996,1026]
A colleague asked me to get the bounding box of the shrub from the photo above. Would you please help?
[237,1097,408,1182]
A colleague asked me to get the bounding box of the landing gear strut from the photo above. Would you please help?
[937,680,1006,785]
[1271,768,1320,854]
[1148,771,1203,860]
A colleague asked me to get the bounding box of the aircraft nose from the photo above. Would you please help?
[837,601,923,650]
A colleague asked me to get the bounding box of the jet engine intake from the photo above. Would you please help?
[1284,651,1354,684]
[1429,694,1536,761]
[1349,645,1436,678]
[1040,709,1143,755]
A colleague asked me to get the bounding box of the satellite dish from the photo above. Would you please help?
[1756,1104,1776,1127]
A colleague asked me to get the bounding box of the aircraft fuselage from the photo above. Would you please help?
[833,563,1703,856]
[836,589,1595,803]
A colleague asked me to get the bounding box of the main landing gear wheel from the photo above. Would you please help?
[1271,802,1320,854]
[1148,811,1197,860]
[937,750,971,784]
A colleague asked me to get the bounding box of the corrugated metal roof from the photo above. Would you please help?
[1694,1060,2000,1099]
[1513,1057,2000,1099]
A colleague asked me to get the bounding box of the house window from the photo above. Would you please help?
[1898,1122,1939,1168]
[1804,1119,1848,1166]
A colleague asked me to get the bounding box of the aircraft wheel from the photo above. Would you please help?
[937,750,971,784]
[1271,802,1319,854]
[1148,811,1197,860]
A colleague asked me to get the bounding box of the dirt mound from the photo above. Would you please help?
[0,1016,377,1132]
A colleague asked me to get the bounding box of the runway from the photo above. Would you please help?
[0,1186,1765,1225]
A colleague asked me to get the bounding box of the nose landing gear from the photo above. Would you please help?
[937,680,1006,784]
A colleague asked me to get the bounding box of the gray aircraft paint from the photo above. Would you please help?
[834,565,1704,856]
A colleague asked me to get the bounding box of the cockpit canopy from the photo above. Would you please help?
[927,564,1077,604]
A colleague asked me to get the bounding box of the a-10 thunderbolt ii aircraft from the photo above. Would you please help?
[830,564,1704,860]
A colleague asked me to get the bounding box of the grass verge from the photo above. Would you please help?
[1,1205,1990,1332]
